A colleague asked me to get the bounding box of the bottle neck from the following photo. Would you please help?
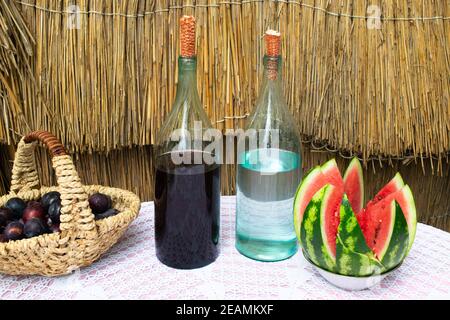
[263,55,282,83]
[176,57,199,97]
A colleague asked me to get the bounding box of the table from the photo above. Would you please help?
[0,196,449,300]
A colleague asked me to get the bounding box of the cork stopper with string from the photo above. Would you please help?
[265,29,281,80]
[180,15,196,58]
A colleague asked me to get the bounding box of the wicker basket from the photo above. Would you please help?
[0,131,141,276]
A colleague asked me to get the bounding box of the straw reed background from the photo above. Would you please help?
[0,1,449,230]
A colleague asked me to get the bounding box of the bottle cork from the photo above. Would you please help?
[265,30,281,80]
[180,15,196,58]
[265,29,281,57]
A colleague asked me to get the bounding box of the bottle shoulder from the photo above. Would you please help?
[247,98,300,135]
[155,94,213,152]
[243,83,301,152]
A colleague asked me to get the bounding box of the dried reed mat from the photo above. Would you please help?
[0,1,34,143]
[0,0,448,172]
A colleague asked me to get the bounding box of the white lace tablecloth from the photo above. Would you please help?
[0,196,449,300]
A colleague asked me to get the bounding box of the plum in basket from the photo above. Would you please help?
[4,221,24,241]
[41,191,61,211]
[24,218,48,238]
[88,193,112,214]
[5,198,26,220]
[22,201,46,223]
[48,201,62,224]
[94,208,119,220]
[0,207,12,223]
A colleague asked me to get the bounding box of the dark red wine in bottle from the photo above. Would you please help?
[155,151,220,269]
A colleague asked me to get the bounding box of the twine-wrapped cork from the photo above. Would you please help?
[180,16,196,58]
[265,30,281,80]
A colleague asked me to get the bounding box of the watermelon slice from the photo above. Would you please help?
[293,159,343,239]
[320,184,343,259]
[321,159,344,190]
[343,158,364,214]
[369,173,404,207]
[336,196,384,276]
[300,185,337,272]
[356,173,404,234]
[360,185,417,252]
[361,199,409,270]
[293,166,324,239]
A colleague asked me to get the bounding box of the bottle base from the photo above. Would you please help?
[156,253,218,270]
[235,234,298,262]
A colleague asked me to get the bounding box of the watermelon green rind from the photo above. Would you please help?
[321,158,338,173]
[321,159,337,171]
[380,201,409,271]
[370,256,387,275]
[335,197,385,276]
[299,187,323,266]
[343,157,364,213]
[336,234,371,276]
[338,196,373,256]
[293,166,322,239]
[391,173,405,190]
[336,235,384,276]
[300,186,336,273]
[320,185,340,260]
[401,185,417,251]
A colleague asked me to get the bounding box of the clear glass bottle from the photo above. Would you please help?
[154,16,220,269]
[235,30,302,262]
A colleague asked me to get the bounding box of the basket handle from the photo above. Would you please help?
[24,131,68,157]
[10,130,98,240]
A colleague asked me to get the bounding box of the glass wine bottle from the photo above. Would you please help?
[235,30,302,262]
[154,16,221,269]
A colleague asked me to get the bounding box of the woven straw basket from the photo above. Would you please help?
[0,131,141,276]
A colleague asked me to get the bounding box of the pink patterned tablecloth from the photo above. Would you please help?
[0,196,449,300]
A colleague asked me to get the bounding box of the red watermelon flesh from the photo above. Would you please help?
[322,185,344,258]
[294,159,344,245]
[368,173,404,207]
[358,180,416,258]
[362,197,396,258]
[361,185,416,251]
[356,173,404,234]
[319,160,344,258]
[295,160,344,227]
[343,158,364,214]
[295,167,327,225]
[321,159,344,190]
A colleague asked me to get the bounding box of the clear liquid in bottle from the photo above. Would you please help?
[235,30,302,262]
